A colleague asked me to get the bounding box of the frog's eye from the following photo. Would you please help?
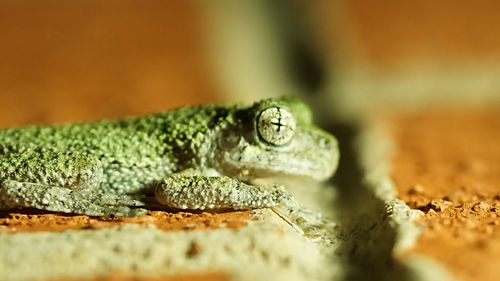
[257,106,296,146]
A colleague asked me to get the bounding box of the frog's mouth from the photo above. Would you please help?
[216,129,339,181]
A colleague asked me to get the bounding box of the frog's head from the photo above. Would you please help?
[215,96,339,181]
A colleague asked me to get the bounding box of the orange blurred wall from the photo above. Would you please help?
[0,0,219,127]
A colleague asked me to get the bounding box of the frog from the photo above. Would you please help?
[0,96,339,221]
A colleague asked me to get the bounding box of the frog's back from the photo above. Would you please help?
[0,120,154,159]
[0,104,239,194]
[0,104,232,155]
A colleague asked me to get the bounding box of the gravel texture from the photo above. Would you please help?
[390,107,500,281]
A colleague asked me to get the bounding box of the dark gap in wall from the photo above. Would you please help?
[326,122,409,281]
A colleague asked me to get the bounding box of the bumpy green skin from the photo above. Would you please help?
[0,97,339,217]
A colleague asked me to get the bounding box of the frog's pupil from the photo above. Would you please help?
[272,121,282,132]
[271,108,284,132]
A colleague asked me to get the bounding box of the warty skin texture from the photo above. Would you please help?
[0,97,339,218]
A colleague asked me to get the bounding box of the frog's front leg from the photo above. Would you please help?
[155,173,295,210]
[155,171,335,238]
[0,145,146,217]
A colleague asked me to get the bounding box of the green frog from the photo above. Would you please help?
[0,96,339,222]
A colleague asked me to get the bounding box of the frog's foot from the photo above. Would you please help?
[77,189,147,208]
[271,199,337,240]
[155,175,292,210]
[0,180,147,217]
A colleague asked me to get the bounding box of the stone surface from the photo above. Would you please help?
[0,210,336,281]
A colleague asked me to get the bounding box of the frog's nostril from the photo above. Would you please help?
[319,138,331,149]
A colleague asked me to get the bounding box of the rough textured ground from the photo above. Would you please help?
[0,211,331,281]
[390,107,500,281]
[0,210,252,281]
[0,210,253,233]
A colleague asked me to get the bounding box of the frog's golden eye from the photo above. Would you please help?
[257,106,296,146]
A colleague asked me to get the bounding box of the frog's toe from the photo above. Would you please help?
[104,206,147,217]
[96,193,146,207]
[127,207,148,217]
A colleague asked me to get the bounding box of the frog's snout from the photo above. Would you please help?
[269,131,339,181]
[310,135,339,181]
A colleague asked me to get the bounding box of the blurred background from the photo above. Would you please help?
[1,0,500,125]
